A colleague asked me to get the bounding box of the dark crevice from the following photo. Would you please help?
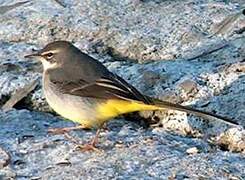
[0,95,10,108]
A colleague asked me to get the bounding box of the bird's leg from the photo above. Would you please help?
[77,128,103,152]
[48,125,86,134]
[90,128,101,146]
[49,123,105,152]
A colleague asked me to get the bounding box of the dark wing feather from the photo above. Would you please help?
[108,74,152,104]
[49,69,151,104]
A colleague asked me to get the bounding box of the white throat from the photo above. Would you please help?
[40,59,58,71]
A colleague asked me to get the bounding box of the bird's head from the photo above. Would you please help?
[25,41,79,71]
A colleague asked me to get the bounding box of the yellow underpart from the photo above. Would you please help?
[47,94,161,128]
[96,99,161,121]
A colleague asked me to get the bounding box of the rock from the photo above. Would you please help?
[0,0,243,138]
[157,90,182,104]
[186,147,199,154]
[0,63,21,74]
[142,70,161,87]
[217,128,245,153]
[181,25,207,44]
[0,0,243,62]
[177,79,198,95]
[2,79,38,111]
[0,167,16,179]
[152,110,205,137]
[0,147,10,169]
[211,10,244,37]
[177,79,198,101]
[0,110,244,179]
[0,1,29,15]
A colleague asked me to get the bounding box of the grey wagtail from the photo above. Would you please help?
[25,41,239,151]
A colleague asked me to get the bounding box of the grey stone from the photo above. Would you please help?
[177,79,198,101]
[0,110,244,179]
[0,147,10,169]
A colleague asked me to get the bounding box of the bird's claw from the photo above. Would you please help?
[76,144,103,153]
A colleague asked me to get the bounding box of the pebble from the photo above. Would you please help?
[0,147,10,169]
[186,147,199,154]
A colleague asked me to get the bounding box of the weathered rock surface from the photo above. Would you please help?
[0,110,244,179]
[0,0,244,179]
[0,146,10,169]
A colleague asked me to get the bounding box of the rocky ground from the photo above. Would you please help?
[0,0,244,179]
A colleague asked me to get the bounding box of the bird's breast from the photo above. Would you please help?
[42,74,103,128]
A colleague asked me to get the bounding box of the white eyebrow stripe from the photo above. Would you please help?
[41,49,60,55]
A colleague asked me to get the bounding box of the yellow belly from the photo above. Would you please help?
[96,99,159,120]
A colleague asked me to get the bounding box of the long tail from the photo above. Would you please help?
[148,97,239,127]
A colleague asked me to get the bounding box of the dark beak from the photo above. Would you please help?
[24,51,41,58]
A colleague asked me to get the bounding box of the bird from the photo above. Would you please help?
[25,41,239,151]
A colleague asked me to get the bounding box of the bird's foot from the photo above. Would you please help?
[64,132,103,153]
[76,144,102,153]
[76,129,103,153]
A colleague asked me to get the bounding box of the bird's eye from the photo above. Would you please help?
[46,52,53,59]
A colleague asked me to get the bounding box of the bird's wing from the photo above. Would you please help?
[49,70,151,104]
